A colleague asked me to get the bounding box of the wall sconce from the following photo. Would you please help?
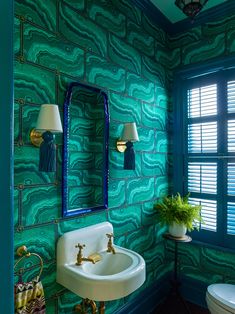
[116,122,139,170]
[30,104,63,172]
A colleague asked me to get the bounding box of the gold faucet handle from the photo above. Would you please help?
[75,243,85,251]
[106,233,114,239]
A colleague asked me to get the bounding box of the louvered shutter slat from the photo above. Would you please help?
[227,202,235,235]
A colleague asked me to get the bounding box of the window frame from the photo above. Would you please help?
[173,56,235,250]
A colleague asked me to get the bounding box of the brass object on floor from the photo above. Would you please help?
[75,299,106,314]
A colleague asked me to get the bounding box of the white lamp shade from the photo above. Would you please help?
[36,104,63,133]
[121,122,139,142]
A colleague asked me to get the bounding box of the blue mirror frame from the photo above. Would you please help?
[62,82,109,217]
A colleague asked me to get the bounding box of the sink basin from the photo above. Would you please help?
[57,222,146,301]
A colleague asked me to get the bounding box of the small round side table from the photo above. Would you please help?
[163,233,192,314]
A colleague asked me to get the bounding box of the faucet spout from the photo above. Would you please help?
[81,257,95,264]
[106,233,116,254]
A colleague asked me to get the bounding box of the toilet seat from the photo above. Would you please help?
[207,284,235,313]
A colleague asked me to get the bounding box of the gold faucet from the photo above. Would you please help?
[106,233,116,254]
[75,243,95,265]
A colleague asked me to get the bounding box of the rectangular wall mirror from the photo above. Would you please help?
[62,82,109,217]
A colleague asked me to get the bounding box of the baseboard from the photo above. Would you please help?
[179,275,208,309]
[116,273,209,313]
[116,274,171,314]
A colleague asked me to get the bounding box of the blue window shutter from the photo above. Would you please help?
[174,67,235,249]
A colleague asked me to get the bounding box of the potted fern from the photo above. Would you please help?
[154,193,202,237]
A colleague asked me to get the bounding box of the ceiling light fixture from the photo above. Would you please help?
[175,0,208,19]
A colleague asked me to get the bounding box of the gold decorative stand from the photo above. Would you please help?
[75,299,105,314]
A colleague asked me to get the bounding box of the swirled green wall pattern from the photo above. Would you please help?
[13,0,235,312]
[167,10,235,302]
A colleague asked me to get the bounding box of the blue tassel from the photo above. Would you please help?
[39,131,56,172]
[124,141,135,170]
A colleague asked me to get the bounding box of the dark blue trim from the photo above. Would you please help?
[62,82,109,218]
[117,274,170,314]
[131,0,172,31]
[131,0,235,35]
[179,275,208,308]
[0,0,14,312]
[174,57,235,249]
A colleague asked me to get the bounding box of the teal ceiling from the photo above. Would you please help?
[150,0,228,23]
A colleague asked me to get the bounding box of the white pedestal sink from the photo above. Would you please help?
[57,222,146,301]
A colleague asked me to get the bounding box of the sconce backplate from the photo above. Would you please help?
[30,128,43,147]
[116,140,126,153]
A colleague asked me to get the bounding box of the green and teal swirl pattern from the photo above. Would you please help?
[22,186,61,226]
[14,17,20,56]
[109,151,142,179]
[86,53,126,92]
[58,291,82,314]
[202,15,235,38]
[142,103,168,130]
[15,61,55,104]
[108,179,126,208]
[141,201,158,227]
[126,178,155,204]
[22,104,40,144]
[126,72,155,103]
[156,42,181,69]
[70,117,96,136]
[126,226,156,254]
[59,2,107,57]
[112,0,141,25]
[182,33,225,65]
[14,0,235,312]
[169,27,202,49]
[58,211,107,235]
[15,0,56,31]
[109,92,141,124]
[155,176,169,197]
[108,205,142,236]
[14,146,56,185]
[142,14,166,44]
[228,27,235,54]
[63,0,85,12]
[156,87,170,109]
[14,224,56,261]
[134,128,155,152]
[127,20,154,57]
[87,0,126,38]
[24,23,85,78]
[108,34,141,74]
[155,131,168,153]
[142,56,166,87]
[142,153,167,177]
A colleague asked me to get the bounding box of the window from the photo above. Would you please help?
[174,65,235,249]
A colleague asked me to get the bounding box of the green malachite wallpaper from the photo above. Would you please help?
[13,0,235,313]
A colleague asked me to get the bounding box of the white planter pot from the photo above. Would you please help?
[169,222,187,238]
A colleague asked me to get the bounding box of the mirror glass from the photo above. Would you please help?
[62,82,109,217]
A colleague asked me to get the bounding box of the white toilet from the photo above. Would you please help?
[206,283,235,314]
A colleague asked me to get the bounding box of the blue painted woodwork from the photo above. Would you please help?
[0,0,14,312]
[173,56,235,249]
[131,0,235,34]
